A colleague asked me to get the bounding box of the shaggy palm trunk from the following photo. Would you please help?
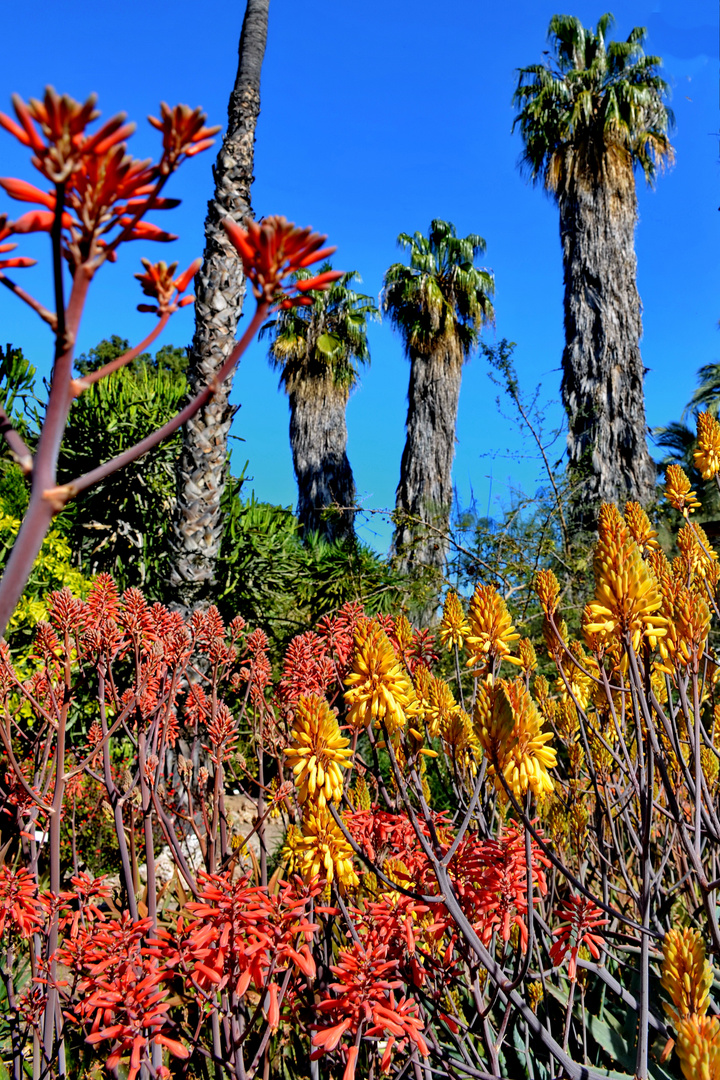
[392,342,463,577]
[288,376,356,544]
[560,164,655,530]
[168,0,269,611]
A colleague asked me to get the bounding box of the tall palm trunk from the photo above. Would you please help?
[168,0,269,610]
[288,376,356,543]
[392,341,463,574]
[560,163,655,528]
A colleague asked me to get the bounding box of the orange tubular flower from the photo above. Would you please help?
[0,88,217,274]
[134,257,201,315]
[535,569,561,616]
[624,501,660,553]
[549,895,607,980]
[223,215,343,307]
[147,102,221,173]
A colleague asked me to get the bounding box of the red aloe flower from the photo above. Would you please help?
[134,256,200,315]
[549,894,608,980]
[180,873,320,1013]
[147,102,221,173]
[204,702,238,765]
[279,631,335,705]
[312,941,429,1078]
[0,865,44,938]
[223,215,343,306]
[65,917,188,1080]
[0,214,36,271]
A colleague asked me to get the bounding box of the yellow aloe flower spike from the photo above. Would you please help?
[665,464,702,515]
[675,1014,720,1080]
[465,583,521,673]
[657,578,711,675]
[284,694,352,808]
[694,411,720,480]
[475,678,556,800]
[344,619,418,736]
[439,591,470,650]
[535,568,561,616]
[661,927,714,1025]
[583,503,667,654]
[518,637,538,674]
[297,803,358,892]
[425,674,458,739]
[677,522,718,583]
[624,501,660,552]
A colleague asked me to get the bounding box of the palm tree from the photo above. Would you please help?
[169,0,269,611]
[382,219,494,575]
[513,13,673,526]
[261,268,378,543]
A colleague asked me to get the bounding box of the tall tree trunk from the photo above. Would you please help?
[168,0,270,611]
[392,342,463,576]
[560,165,655,530]
[288,377,356,543]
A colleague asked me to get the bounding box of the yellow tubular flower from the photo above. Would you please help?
[465,583,521,673]
[442,707,481,775]
[658,579,711,675]
[624,501,660,552]
[675,1014,720,1080]
[518,638,537,675]
[284,694,352,808]
[414,663,432,711]
[665,464,702,515]
[344,620,418,736]
[475,679,556,801]
[394,613,414,654]
[535,569,561,616]
[583,503,667,654]
[497,679,556,800]
[297,804,358,891]
[661,927,714,1025]
[425,675,458,739]
[556,641,595,711]
[677,522,718,583]
[352,774,372,811]
[439,591,470,651]
[694,411,720,480]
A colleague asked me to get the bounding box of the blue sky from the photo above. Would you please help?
[0,1,717,551]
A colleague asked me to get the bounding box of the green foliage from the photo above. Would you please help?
[216,485,409,658]
[55,338,190,595]
[513,13,674,195]
[75,334,188,379]
[260,266,378,394]
[382,219,494,359]
[0,495,90,649]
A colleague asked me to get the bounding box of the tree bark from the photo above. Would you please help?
[168,0,270,610]
[560,166,656,530]
[392,342,463,575]
[288,377,356,544]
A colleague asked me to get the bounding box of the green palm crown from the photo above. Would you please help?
[513,12,674,196]
[261,267,378,395]
[382,219,495,360]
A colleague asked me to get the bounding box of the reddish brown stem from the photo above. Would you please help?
[53,302,268,502]
[0,407,32,473]
[71,312,170,393]
[0,274,56,328]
